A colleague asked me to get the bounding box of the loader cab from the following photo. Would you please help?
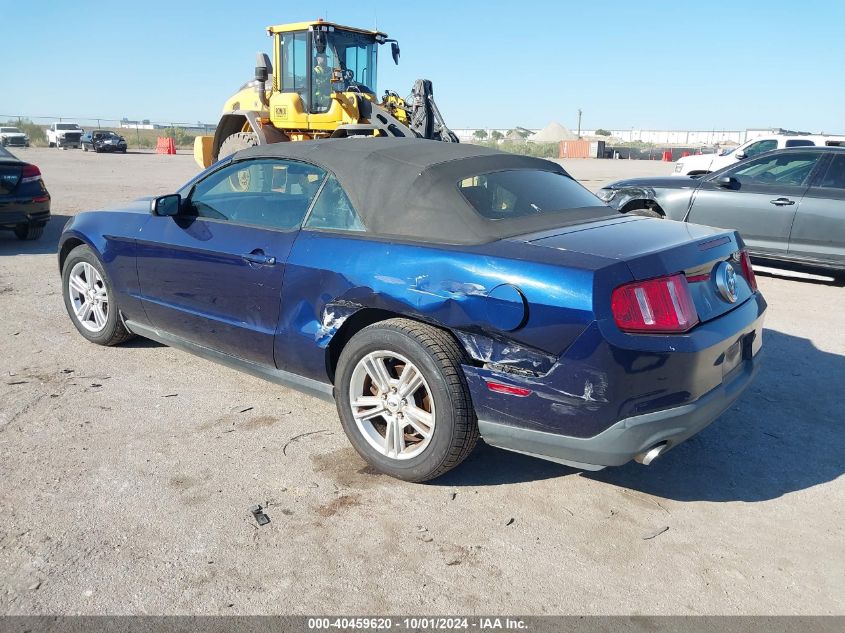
[272,21,387,116]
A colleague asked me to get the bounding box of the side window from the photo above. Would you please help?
[729,152,820,187]
[189,159,326,230]
[744,139,777,157]
[304,174,365,231]
[785,139,815,148]
[816,154,845,190]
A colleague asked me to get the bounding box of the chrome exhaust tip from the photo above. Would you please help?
[635,442,668,466]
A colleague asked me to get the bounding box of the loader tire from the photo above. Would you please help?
[218,132,264,192]
[218,132,259,161]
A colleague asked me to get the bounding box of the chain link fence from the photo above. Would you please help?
[0,114,217,150]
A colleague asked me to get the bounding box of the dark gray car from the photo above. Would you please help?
[598,147,845,276]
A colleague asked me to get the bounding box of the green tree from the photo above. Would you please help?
[595,128,611,136]
[473,129,488,140]
[490,130,504,141]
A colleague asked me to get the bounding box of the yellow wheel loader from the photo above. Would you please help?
[194,19,458,169]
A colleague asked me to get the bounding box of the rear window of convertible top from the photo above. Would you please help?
[458,169,600,220]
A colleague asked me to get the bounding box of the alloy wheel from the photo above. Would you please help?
[348,351,436,460]
[67,261,109,332]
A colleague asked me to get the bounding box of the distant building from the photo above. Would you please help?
[119,118,216,132]
[119,118,155,130]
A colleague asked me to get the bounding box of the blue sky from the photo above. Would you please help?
[1,0,843,132]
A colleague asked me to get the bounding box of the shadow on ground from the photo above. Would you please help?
[437,328,844,502]
[122,337,164,349]
[0,214,71,256]
[753,261,845,287]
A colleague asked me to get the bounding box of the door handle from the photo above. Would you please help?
[770,198,795,206]
[241,251,276,265]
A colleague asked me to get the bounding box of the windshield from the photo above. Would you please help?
[458,170,601,220]
[57,123,80,130]
[312,30,378,113]
[329,31,378,94]
[1,127,21,133]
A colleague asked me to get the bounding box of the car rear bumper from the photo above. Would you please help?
[463,292,766,470]
[0,198,50,228]
[477,354,759,470]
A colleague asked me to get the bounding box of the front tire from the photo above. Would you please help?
[335,319,478,482]
[217,132,262,191]
[62,245,134,346]
[218,131,259,161]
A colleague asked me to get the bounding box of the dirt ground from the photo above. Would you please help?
[0,148,842,615]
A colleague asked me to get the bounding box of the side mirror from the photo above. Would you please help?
[151,193,182,216]
[734,150,747,160]
[391,41,400,65]
[715,176,739,190]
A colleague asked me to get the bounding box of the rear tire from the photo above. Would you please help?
[61,245,135,346]
[14,224,44,240]
[335,318,479,482]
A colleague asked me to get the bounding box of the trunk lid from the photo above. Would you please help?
[514,216,753,324]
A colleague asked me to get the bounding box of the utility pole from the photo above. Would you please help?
[577,108,582,139]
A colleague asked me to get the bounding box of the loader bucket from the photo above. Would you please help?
[193,135,215,169]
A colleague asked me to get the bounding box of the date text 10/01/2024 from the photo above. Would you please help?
[307,617,528,630]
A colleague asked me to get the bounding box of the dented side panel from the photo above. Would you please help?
[274,231,618,382]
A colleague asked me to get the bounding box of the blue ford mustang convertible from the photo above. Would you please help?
[58,139,766,481]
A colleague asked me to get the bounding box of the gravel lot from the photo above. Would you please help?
[1,148,843,615]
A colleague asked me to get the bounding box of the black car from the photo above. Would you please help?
[0,146,50,240]
[598,147,845,276]
[81,130,128,153]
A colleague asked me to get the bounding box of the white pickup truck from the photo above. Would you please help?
[672,134,845,176]
[46,122,84,149]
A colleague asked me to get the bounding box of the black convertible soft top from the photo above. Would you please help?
[235,138,610,244]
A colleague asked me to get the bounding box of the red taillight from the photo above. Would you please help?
[486,381,532,397]
[611,273,699,333]
[739,250,757,293]
[20,164,42,183]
